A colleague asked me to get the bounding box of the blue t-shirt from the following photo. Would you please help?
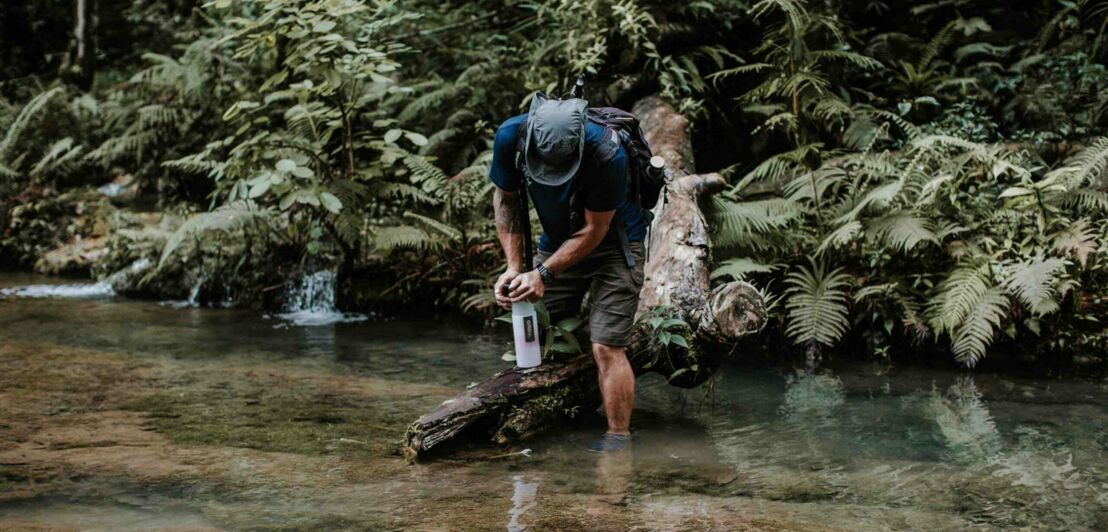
[488,114,647,253]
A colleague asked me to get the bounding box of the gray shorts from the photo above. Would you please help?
[534,241,645,347]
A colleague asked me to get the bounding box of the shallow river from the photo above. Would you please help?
[0,273,1105,531]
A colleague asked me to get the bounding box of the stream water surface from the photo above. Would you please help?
[0,273,1106,531]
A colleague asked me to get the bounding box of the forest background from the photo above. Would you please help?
[2,0,1107,371]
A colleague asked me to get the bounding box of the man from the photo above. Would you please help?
[489,93,647,452]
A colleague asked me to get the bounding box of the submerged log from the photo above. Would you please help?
[402,96,767,461]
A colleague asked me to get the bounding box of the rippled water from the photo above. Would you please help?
[0,273,1105,531]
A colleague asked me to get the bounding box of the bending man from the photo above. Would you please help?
[490,93,647,452]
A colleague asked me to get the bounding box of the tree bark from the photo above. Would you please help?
[402,96,767,461]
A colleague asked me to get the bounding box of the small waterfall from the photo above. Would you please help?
[162,276,203,309]
[1,258,151,299]
[277,270,367,326]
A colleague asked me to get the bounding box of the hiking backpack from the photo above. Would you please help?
[512,99,667,268]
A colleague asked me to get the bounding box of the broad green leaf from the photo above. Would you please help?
[551,341,579,354]
[248,181,271,198]
[998,186,1033,198]
[276,159,297,172]
[671,335,689,349]
[555,316,584,332]
[279,193,296,211]
[313,20,336,33]
[319,192,343,214]
[404,132,429,146]
[291,166,314,178]
[384,129,403,143]
[560,329,581,353]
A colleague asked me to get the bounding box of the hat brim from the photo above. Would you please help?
[523,94,586,187]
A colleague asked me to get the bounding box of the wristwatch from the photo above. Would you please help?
[535,263,555,284]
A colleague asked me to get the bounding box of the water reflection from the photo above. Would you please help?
[924,376,1000,463]
[506,473,539,531]
[780,371,845,425]
[592,449,633,507]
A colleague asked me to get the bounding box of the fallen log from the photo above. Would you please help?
[402,96,767,461]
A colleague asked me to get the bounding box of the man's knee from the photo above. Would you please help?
[592,343,626,369]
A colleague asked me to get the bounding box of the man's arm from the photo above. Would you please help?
[508,208,614,302]
[493,187,526,309]
[540,208,614,275]
[494,187,526,272]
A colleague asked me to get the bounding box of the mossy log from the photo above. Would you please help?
[402,96,767,461]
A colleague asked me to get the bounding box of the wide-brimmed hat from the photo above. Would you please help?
[523,93,587,187]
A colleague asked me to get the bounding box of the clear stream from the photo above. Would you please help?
[0,273,1105,531]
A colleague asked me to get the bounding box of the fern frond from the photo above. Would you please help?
[87,130,159,166]
[30,137,84,177]
[817,221,862,253]
[1046,137,1108,188]
[866,211,937,252]
[403,153,450,200]
[403,211,462,241]
[918,20,955,69]
[735,143,822,189]
[159,201,274,268]
[1050,219,1098,267]
[784,260,853,347]
[398,83,460,125]
[1000,256,1070,316]
[711,257,778,281]
[834,180,903,223]
[0,87,64,163]
[809,50,883,70]
[951,288,1010,367]
[711,197,800,247]
[706,62,773,83]
[371,225,437,253]
[928,259,991,336]
[373,182,438,204]
[1058,189,1108,212]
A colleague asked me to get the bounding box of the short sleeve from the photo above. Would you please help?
[489,119,523,191]
[584,149,628,212]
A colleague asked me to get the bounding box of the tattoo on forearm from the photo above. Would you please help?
[494,189,523,234]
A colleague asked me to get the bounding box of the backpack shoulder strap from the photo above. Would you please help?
[513,117,530,181]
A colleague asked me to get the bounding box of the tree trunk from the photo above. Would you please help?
[402,96,767,461]
[62,0,96,90]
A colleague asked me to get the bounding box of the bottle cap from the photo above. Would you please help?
[650,155,665,169]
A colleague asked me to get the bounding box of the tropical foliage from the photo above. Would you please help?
[2,0,1107,367]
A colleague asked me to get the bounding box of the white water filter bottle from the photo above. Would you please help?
[511,301,542,368]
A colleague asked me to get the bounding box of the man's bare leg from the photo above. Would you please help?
[593,343,635,435]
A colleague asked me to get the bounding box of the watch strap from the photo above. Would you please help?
[536,264,555,284]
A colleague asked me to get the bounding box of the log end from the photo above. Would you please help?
[698,281,768,346]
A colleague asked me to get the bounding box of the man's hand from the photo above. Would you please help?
[508,270,545,302]
[494,268,521,310]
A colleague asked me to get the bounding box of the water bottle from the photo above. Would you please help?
[511,301,542,368]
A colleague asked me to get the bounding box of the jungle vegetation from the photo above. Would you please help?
[1,0,1106,369]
